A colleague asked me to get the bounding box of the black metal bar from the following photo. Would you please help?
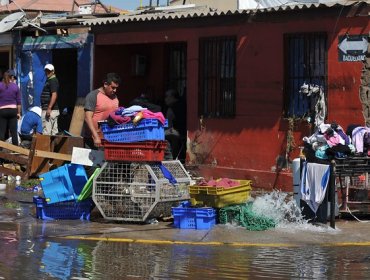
[330,160,336,229]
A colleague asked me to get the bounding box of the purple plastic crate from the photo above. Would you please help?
[100,119,166,143]
[33,196,94,220]
[172,205,216,230]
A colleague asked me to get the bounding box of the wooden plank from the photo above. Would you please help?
[0,152,28,165]
[0,136,81,178]
[34,150,72,161]
[26,135,38,178]
[0,166,23,178]
[30,135,83,176]
[50,135,84,166]
[69,97,85,136]
[30,135,51,175]
[0,141,29,155]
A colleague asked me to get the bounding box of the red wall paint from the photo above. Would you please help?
[93,10,369,190]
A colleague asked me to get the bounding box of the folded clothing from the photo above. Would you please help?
[198,178,240,188]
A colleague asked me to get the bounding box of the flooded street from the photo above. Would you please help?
[0,188,370,279]
[1,230,370,279]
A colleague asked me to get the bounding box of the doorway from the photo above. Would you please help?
[52,49,78,131]
[165,43,187,162]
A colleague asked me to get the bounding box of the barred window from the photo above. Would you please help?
[199,36,236,118]
[284,33,327,118]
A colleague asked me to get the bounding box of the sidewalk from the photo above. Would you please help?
[42,213,370,247]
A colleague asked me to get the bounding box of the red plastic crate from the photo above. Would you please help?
[102,140,167,162]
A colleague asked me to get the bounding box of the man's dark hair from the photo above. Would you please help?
[104,73,121,85]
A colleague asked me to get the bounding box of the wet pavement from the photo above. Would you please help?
[1,188,370,247]
[37,218,370,247]
[1,187,370,278]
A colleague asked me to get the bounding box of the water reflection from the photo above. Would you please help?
[0,225,369,279]
[40,241,90,280]
[86,241,370,279]
[250,246,329,278]
[0,224,18,279]
[0,189,370,279]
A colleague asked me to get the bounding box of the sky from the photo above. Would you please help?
[102,0,170,11]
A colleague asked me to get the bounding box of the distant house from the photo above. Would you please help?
[0,0,124,127]
[81,1,369,190]
[0,0,123,15]
[169,0,344,9]
[170,0,238,10]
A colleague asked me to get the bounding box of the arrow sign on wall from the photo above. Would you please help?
[339,37,368,55]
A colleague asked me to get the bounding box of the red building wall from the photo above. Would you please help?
[93,44,166,105]
[93,7,369,191]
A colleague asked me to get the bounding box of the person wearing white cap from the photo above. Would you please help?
[18,106,42,148]
[41,63,59,135]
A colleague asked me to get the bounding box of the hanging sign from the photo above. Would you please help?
[338,35,368,62]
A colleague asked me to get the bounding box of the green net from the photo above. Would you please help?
[219,203,276,231]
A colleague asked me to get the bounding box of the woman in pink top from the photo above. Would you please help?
[84,73,121,148]
[0,70,21,146]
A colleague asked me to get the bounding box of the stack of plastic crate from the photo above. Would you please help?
[34,163,94,220]
[100,119,167,162]
[171,179,253,229]
[93,118,191,222]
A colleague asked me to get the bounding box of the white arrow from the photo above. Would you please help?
[339,37,368,54]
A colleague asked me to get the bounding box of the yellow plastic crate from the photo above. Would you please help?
[189,180,252,208]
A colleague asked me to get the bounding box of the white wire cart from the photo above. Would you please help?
[92,160,191,222]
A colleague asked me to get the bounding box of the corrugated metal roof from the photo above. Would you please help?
[81,1,366,26]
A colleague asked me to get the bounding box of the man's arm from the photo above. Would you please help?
[46,92,57,118]
[36,118,43,134]
[17,104,21,119]
[85,110,101,146]
[46,78,59,118]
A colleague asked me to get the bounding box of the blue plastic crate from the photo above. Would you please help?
[33,196,94,220]
[172,205,216,230]
[39,164,88,204]
[100,119,166,143]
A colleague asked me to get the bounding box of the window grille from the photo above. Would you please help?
[284,33,327,118]
[199,36,236,118]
